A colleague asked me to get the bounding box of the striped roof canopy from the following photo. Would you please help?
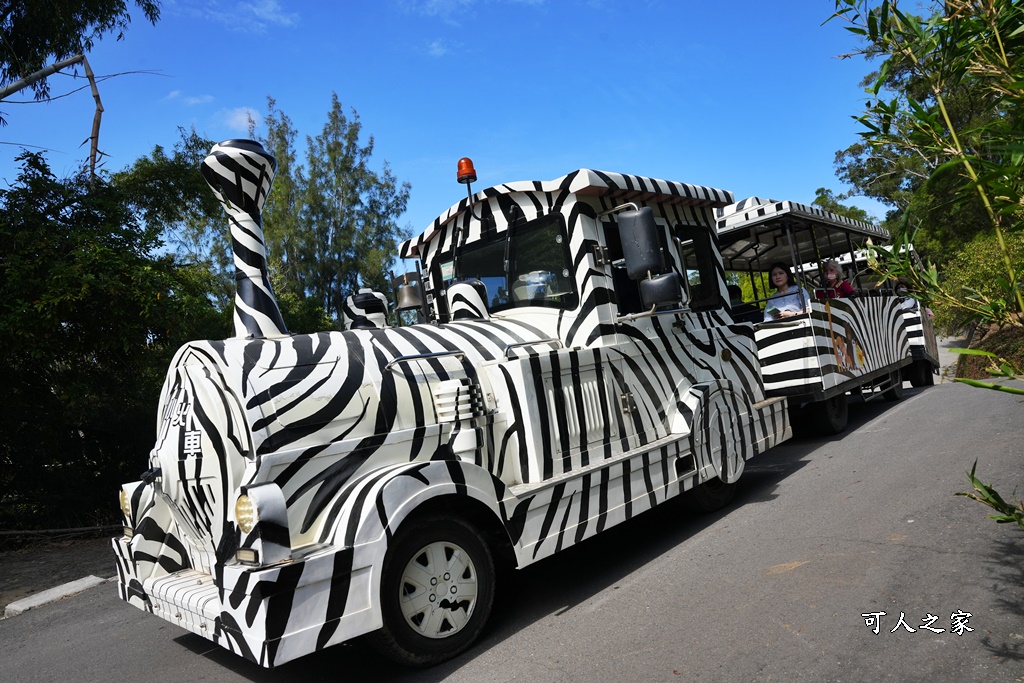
[714,197,891,272]
[400,169,734,259]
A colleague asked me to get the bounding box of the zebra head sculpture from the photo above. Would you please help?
[200,139,289,339]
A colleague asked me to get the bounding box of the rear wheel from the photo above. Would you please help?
[811,393,849,435]
[883,370,905,401]
[907,360,933,388]
[367,515,495,667]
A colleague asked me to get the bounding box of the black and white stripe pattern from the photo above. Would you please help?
[716,196,890,241]
[200,140,288,339]
[341,288,390,329]
[114,161,792,668]
[755,297,912,398]
[901,303,940,365]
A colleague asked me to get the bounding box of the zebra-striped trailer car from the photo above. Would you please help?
[796,244,939,389]
[714,198,938,434]
[113,140,792,669]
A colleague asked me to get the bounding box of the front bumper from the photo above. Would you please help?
[111,535,376,668]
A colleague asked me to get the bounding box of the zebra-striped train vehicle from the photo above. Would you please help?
[113,140,793,669]
[714,197,940,435]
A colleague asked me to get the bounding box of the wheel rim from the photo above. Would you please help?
[397,540,479,639]
[706,399,744,483]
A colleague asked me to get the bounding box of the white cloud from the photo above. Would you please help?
[179,0,298,33]
[427,39,449,57]
[247,0,298,27]
[164,90,213,106]
[220,106,260,133]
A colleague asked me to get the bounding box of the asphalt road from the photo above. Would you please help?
[2,379,1022,683]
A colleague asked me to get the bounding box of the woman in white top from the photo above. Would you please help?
[763,262,811,321]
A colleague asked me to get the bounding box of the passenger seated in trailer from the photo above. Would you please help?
[820,259,856,298]
[763,262,812,321]
[896,280,934,319]
[727,284,762,323]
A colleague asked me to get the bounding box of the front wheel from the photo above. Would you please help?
[367,515,495,667]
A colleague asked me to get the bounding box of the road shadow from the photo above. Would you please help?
[979,534,1024,663]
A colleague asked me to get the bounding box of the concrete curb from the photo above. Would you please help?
[3,575,114,619]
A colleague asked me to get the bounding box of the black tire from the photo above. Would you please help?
[787,402,809,437]
[367,515,495,667]
[883,370,905,401]
[811,393,849,435]
[907,360,932,388]
[687,477,738,512]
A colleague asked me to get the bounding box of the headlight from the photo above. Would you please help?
[119,489,132,520]
[235,495,257,534]
[236,548,259,564]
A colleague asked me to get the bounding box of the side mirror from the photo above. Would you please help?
[640,272,684,309]
[618,207,666,280]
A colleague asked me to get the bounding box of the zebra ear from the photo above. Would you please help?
[342,289,390,330]
[448,280,490,321]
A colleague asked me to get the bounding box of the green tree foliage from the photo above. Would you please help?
[811,187,876,222]
[835,1,1019,264]
[0,152,224,528]
[276,291,334,335]
[831,0,1024,323]
[0,0,160,101]
[932,230,1024,332]
[112,127,231,304]
[253,97,304,302]
[114,126,334,334]
[257,93,412,320]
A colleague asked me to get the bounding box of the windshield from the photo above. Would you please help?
[446,213,578,313]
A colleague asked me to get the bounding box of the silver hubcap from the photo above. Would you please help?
[398,540,479,639]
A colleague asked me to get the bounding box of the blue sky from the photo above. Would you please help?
[0,0,888,241]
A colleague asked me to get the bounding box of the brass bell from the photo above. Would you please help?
[396,282,423,311]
